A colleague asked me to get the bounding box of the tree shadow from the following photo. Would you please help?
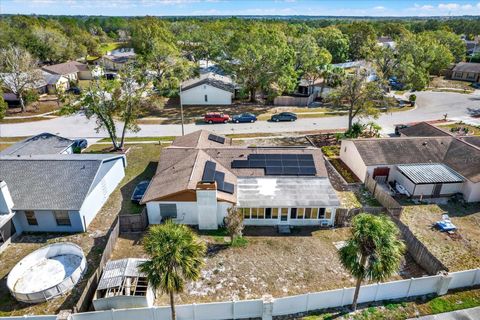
[466,107,480,117]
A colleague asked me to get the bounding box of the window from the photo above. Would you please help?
[25,211,38,225]
[281,208,288,221]
[454,72,463,78]
[305,208,312,219]
[242,208,250,219]
[318,208,326,219]
[265,208,272,219]
[290,208,297,219]
[54,210,71,226]
[251,208,258,219]
[312,208,319,219]
[160,204,177,219]
[297,208,304,219]
[325,208,332,220]
[272,208,279,219]
[204,94,208,102]
[467,72,477,80]
[258,208,265,219]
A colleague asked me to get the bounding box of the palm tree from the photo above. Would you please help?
[339,214,405,311]
[140,221,206,320]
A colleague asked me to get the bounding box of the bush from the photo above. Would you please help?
[22,89,39,106]
[321,146,340,158]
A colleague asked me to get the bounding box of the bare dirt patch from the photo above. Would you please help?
[112,227,425,307]
[400,202,480,271]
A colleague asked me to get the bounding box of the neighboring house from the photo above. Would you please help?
[398,122,451,137]
[42,61,93,82]
[451,62,480,82]
[0,133,126,252]
[0,133,74,156]
[377,36,396,49]
[96,48,136,71]
[0,71,48,98]
[141,130,339,230]
[180,72,235,105]
[340,129,480,202]
[42,71,69,93]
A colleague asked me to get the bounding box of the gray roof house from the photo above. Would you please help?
[451,62,480,82]
[142,130,339,230]
[0,133,75,156]
[180,72,236,105]
[0,134,126,253]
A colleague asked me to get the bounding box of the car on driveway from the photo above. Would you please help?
[232,113,257,123]
[204,113,230,124]
[270,112,297,122]
[131,180,150,204]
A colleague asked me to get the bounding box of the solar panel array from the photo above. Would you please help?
[208,134,226,144]
[201,160,235,194]
[231,153,317,176]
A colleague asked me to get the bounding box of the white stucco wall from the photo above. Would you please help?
[16,210,84,232]
[181,84,232,105]
[462,180,480,202]
[79,158,126,230]
[147,201,199,225]
[340,140,367,182]
[78,70,93,80]
[243,207,336,227]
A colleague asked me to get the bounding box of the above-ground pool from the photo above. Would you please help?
[7,242,87,303]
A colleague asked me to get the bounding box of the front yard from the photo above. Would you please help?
[111,226,425,306]
[0,143,162,316]
[400,201,480,271]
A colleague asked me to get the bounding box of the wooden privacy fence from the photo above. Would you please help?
[119,208,149,233]
[74,217,120,312]
[273,91,317,106]
[335,207,386,227]
[365,173,404,217]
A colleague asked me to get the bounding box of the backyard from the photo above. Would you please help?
[0,143,162,316]
[111,226,425,306]
[400,201,480,271]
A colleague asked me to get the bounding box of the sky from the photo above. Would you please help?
[2,0,480,17]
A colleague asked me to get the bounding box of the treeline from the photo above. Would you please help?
[0,15,470,96]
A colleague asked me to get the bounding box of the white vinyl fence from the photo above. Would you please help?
[3,269,480,320]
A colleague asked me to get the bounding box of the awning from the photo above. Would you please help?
[237,176,340,208]
[397,163,464,184]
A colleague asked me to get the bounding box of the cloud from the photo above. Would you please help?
[373,6,385,10]
[438,3,460,10]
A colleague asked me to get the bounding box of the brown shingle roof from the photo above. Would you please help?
[42,61,88,75]
[462,136,480,148]
[452,62,480,73]
[399,122,450,137]
[142,130,329,203]
[350,136,480,183]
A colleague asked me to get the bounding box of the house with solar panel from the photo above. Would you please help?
[340,122,480,202]
[141,130,340,230]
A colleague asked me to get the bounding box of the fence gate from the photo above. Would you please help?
[119,208,149,233]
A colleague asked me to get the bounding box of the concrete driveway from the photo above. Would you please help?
[1,91,480,139]
[411,306,480,320]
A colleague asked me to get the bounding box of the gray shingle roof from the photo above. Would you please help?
[399,122,450,137]
[452,62,480,73]
[0,133,74,156]
[181,73,235,93]
[0,154,125,211]
[42,61,88,75]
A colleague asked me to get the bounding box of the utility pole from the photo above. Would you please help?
[179,84,185,136]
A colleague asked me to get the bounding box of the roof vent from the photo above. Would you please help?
[422,141,428,146]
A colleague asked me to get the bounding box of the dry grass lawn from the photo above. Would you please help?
[111,226,425,307]
[0,143,162,316]
[401,202,480,271]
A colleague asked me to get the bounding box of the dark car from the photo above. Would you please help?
[131,180,150,203]
[204,112,230,124]
[72,139,88,151]
[472,82,480,89]
[67,87,81,95]
[270,112,297,122]
[232,113,257,123]
[395,124,409,136]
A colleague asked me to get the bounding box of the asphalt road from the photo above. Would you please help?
[1,91,480,139]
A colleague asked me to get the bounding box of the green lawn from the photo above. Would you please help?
[86,41,127,61]
[97,136,175,143]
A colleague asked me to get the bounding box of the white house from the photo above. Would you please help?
[97,48,136,71]
[141,130,339,230]
[0,134,126,252]
[339,123,480,202]
[42,61,94,81]
[180,72,235,105]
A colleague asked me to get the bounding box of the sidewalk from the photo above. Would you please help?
[411,306,480,319]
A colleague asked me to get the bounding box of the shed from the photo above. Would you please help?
[93,258,154,311]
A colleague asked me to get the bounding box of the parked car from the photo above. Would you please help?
[131,180,150,204]
[67,87,81,95]
[270,112,297,122]
[472,82,480,89]
[394,124,409,136]
[204,113,230,124]
[232,113,257,123]
[72,139,88,151]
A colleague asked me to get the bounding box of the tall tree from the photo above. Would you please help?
[0,46,43,112]
[140,221,206,320]
[329,69,384,131]
[223,24,296,102]
[369,45,399,82]
[339,22,377,61]
[339,214,405,311]
[315,26,350,63]
[66,63,151,150]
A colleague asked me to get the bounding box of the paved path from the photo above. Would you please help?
[1,91,480,139]
[410,306,480,319]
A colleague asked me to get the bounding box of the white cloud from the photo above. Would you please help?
[373,6,385,10]
[438,3,460,10]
